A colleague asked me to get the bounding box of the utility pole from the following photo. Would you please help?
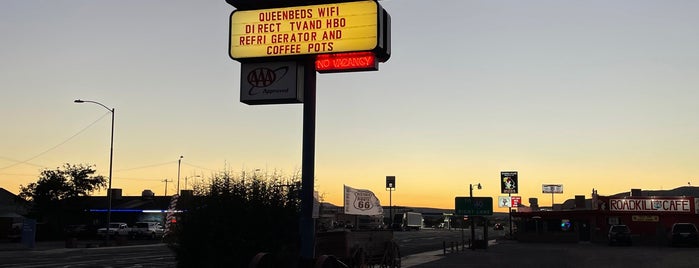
[162,179,172,196]
[177,156,183,194]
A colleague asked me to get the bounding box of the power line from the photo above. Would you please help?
[182,162,220,173]
[0,156,48,169]
[115,161,177,172]
[0,111,110,171]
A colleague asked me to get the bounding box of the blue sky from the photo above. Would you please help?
[1,0,698,209]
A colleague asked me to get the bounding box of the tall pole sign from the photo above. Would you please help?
[226,0,391,265]
[543,184,564,207]
[500,171,518,238]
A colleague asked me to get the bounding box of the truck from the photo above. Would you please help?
[402,212,423,231]
[97,222,131,237]
[129,221,165,239]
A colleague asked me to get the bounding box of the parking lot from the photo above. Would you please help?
[412,240,699,268]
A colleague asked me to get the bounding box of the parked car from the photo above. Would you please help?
[97,222,130,238]
[608,224,632,246]
[129,222,164,239]
[64,224,96,239]
[670,223,698,247]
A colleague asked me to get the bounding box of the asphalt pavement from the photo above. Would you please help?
[403,239,699,268]
[7,237,699,268]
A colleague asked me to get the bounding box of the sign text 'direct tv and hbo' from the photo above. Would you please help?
[230,1,378,59]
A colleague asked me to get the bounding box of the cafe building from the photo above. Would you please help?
[512,187,699,244]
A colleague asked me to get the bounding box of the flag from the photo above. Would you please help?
[344,185,384,216]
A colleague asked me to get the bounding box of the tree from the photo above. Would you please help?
[19,163,106,203]
[19,163,106,238]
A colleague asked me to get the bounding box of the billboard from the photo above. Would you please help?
[500,171,518,194]
[230,1,381,59]
[542,184,563,194]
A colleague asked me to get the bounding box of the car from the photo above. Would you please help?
[608,224,632,246]
[97,222,130,238]
[64,224,95,239]
[129,222,165,239]
[493,223,504,230]
[670,223,699,247]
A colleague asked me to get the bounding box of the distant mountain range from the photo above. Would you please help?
[609,186,699,198]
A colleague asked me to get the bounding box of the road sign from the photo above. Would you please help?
[500,171,518,194]
[498,196,522,208]
[542,184,563,193]
[385,176,395,189]
[455,197,493,216]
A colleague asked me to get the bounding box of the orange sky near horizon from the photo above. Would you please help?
[1,0,698,214]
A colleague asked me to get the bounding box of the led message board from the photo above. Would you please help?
[230,0,379,59]
[315,52,377,73]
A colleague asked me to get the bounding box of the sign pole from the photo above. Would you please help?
[469,184,475,250]
[508,192,513,237]
[300,59,317,264]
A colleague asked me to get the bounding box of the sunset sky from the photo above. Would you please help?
[1,0,698,212]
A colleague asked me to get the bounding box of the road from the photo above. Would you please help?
[0,243,175,268]
[0,228,496,267]
[395,227,507,256]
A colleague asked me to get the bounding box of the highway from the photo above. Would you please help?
[0,228,500,267]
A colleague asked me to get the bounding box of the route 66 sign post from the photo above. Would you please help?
[226,0,391,263]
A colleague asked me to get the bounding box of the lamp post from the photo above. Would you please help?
[184,175,200,191]
[386,176,396,229]
[74,99,114,246]
[469,183,481,250]
[177,156,183,194]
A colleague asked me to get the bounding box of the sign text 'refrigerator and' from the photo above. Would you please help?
[230,1,379,59]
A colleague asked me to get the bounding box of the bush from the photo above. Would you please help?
[172,170,301,267]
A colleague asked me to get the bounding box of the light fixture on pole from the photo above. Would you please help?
[74,99,114,246]
[177,156,183,194]
[386,176,396,229]
[184,175,201,191]
[469,182,482,250]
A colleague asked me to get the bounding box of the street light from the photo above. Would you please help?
[74,99,114,246]
[470,183,482,250]
[184,175,200,191]
[177,156,183,194]
[386,176,396,229]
